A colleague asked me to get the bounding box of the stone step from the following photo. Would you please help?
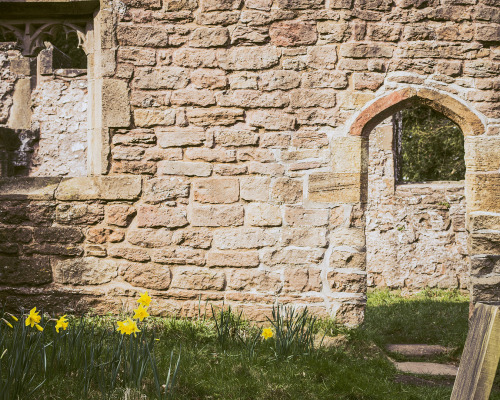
[386,344,451,357]
[393,361,458,376]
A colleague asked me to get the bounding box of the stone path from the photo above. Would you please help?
[386,344,458,378]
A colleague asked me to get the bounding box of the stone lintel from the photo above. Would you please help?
[0,0,99,18]
[0,177,62,200]
[55,176,142,201]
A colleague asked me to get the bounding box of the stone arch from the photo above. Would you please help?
[349,87,485,138]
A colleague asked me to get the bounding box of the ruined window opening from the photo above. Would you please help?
[394,105,465,184]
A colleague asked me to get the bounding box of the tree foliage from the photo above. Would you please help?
[400,105,465,183]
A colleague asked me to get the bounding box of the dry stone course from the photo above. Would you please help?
[0,0,499,325]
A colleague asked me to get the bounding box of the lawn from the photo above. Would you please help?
[1,288,499,400]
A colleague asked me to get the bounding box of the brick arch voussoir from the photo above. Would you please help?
[349,87,485,138]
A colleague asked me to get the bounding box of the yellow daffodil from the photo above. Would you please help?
[7,313,18,322]
[35,324,43,332]
[2,318,13,328]
[137,291,151,308]
[133,305,149,322]
[55,315,68,333]
[261,327,274,340]
[25,307,41,328]
[117,318,141,337]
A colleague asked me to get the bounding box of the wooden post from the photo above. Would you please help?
[451,303,500,400]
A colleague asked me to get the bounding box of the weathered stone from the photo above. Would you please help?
[108,246,151,262]
[0,178,61,201]
[122,263,171,290]
[240,176,271,201]
[276,0,324,9]
[465,136,500,172]
[193,178,240,203]
[53,257,118,285]
[117,25,169,47]
[307,45,338,69]
[143,177,190,203]
[227,269,281,291]
[467,173,500,213]
[137,205,188,228]
[217,47,280,70]
[330,250,365,269]
[281,227,328,247]
[56,177,142,201]
[246,203,282,226]
[271,178,303,203]
[328,272,367,293]
[201,0,242,11]
[213,128,259,146]
[172,48,218,68]
[469,232,500,255]
[216,90,289,108]
[190,27,230,47]
[302,71,348,88]
[213,227,278,249]
[34,226,83,243]
[156,127,206,147]
[468,212,500,232]
[171,267,225,290]
[158,161,212,176]
[284,206,329,226]
[190,204,244,226]
[0,255,52,285]
[134,109,176,127]
[283,268,322,292]
[150,248,205,265]
[56,204,104,225]
[207,251,260,267]
[128,229,173,248]
[185,148,237,162]
[270,21,318,46]
[340,43,393,58]
[309,173,365,203]
[134,67,189,90]
[262,248,325,265]
[106,205,136,227]
[186,108,245,126]
[230,25,269,45]
[247,110,296,130]
[290,89,336,108]
[172,229,213,249]
[191,69,228,89]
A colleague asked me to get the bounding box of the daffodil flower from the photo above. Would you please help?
[133,305,149,322]
[7,313,18,322]
[137,291,151,308]
[261,327,274,340]
[1,318,13,329]
[116,318,141,337]
[25,307,41,328]
[55,315,68,333]
[35,324,43,332]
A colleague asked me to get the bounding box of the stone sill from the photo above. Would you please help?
[396,181,465,190]
[0,176,142,201]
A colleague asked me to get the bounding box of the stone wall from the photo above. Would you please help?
[0,0,499,324]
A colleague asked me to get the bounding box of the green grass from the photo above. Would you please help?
[2,289,500,400]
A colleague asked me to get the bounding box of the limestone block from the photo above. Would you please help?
[217,47,280,70]
[471,255,500,277]
[247,110,296,130]
[284,206,329,226]
[201,0,242,10]
[330,250,366,270]
[245,0,272,9]
[87,227,124,244]
[0,255,52,285]
[53,257,118,285]
[213,128,259,147]
[328,271,367,293]
[56,204,104,225]
[108,246,151,262]
[172,229,213,249]
[134,67,189,90]
[340,43,393,58]
[117,48,157,66]
[56,176,142,201]
[190,204,244,226]
[307,45,338,69]
[271,178,303,203]
[212,227,278,249]
[469,231,500,255]
[170,267,225,290]
[106,204,136,227]
[308,173,366,203]
[283,268,322,292]
[302,71,348,89]
[206,251,260,267]
[468,212,500,232]
[173,49,218,68]
[240,176,271,201]
[270,21,318,47]
[291,130,329,148]
[191,69,228,89]
[197,11,241,26]
[163,0,198,10]
[121,263,171,290]
[281,227,328,247]
[150,248,205,265]
[186,108,245,126]
[158,161,212,176]
[34,227,83,244]
[156,127,206,147]
[331,137,369,174]
[143,177,190,203]
[134,109,176,127]
[353,72,385,91]
[262,248,325,265]
[465,136,500,172]
[193,177,240,203]
[227,269,281,292]
[230,25,269,45]
[246,203,282,226]
[190,27,230,47]
[467,173,500,213]
[117,25,169,47]
[7,78,31,130]
[276,0,324,9]
[330,227,365,250]
[102,79,131,128]
[290,89,336,108]
[170,89,216,106]
[127,229,173,248]
[216,90,289,108]
[0,178,61,200]
[137,204,188,228]
[471,275,500,303]
[185,148,237,162]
